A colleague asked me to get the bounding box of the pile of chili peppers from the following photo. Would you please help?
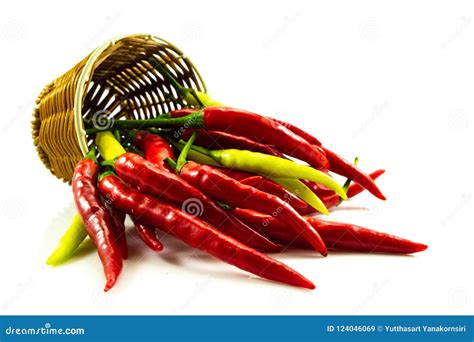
[47,103,427,291]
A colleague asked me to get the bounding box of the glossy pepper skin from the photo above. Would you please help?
[233,209,427,254]
[72,157,122,291]
[181,129,284,158]
[99,175,315,289]
[268,117,321,146]
[322,147,386,201]
[46,132,126,265]
[133,131,174,171]
[109,207,128,259]
[132,218,163,252]
[170,107,330,170]
[320,169,386,211]
[208,148,347,200]
[240,176,308,209]
[266,117,386,201]
[346,169,385,198]
[114,153,280,252]
[178,161,328,256]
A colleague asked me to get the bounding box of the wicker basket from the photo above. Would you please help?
[31,34,206,182]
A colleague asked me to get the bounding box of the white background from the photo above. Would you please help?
[1,0,473,315]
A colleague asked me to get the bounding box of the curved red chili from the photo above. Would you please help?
[133,131,174,171]
[132,218,163,252]
[240,176,308,209]
[170,107,329,170]
[318,169,386,211]
[322,147,386,200]
[109,207,128,259]
[99,174,315,289]
[181,129,284,157]
[72,157,122,291]
[268,117,322,146]
[178,161,328,256]
[114,153,280,252]
[233,209,427,254]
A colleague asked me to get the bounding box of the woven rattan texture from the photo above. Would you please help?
[32,34,206,182]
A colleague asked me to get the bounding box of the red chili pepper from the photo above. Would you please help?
[215,168,255,181]
[346,169,385,198]
[233,209,427,254]
[268,117,322,146]
[178,161,328,256]
[306,217,427,254]
[109,207,128,259]
[132,218,163,252]
[240,176,308,209]
[170,107,330,169]
[181,129,285,157]
[322,147,386,200]
[99,174,315,289]
[319,169,386,211]
[133,131,174,171]
[72,154,122,291]
[264,116,386,200]
[114,153,280,252]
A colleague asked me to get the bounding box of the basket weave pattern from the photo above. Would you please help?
[32,34,206,182]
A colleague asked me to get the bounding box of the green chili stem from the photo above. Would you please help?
[165,157,178,170]
[342,157,359,193]
[85,146,97,163]
[98,170,117,182]
[177,140,213,157]
[174,141,221,166]
[85,111,204,135]
[148,57,204,107]
[100,159,116,168]
[176,132,199,172]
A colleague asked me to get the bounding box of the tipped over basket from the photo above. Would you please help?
[31,33,207,182]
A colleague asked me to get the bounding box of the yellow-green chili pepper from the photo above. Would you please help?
[46,213,87,265]
[270,178,329,215]
[177,142,330,214]
[209,149,347,200]
[46,132,126,265]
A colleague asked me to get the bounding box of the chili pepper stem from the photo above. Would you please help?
[341,158,359,193]
[85,111,204,135]
[165,157,178,170]
[176,131,199,172]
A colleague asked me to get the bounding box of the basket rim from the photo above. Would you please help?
[73,33,207,155]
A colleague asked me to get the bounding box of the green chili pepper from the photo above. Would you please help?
[46,213,88,265]
[208,149,347,200]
